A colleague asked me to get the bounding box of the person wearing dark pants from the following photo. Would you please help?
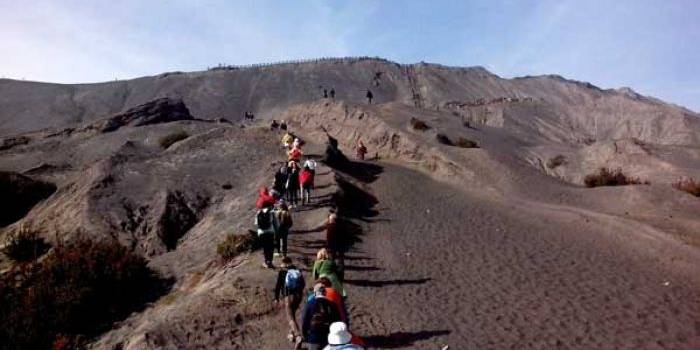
[255,203,278,268]
[275,203,293,257]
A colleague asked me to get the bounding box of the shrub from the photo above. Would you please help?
[546,154,567,169]
[217,232,258,261]
[436,133,453,146]
[673,178,700,197]
[158,130,189,149]
[455,137,479,148]
[584,168,647,188]
[0,238,168,349]
[1,226,50,262]
[410,118,430,131]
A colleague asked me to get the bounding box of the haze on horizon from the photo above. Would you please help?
[1,0,698,111]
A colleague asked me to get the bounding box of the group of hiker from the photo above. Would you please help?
[323,87,336,99]
[254,128,364,349]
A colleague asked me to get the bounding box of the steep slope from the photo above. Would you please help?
[1,58,697,148]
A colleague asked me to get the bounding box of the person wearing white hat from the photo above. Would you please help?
[323,322,364,350]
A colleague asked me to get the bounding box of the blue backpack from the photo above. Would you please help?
[285,268,302,291]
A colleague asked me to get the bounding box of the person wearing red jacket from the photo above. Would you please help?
[299,165,314,205]
[256,186,276,209]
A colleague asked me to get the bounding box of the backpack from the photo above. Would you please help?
[309,297,335,335]
[257,210,273,232]
[279,211,293,229]
[285,268,302,291]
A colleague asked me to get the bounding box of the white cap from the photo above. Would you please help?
[327,322,352,345]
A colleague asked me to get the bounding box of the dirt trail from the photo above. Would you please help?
[339,162,700,349]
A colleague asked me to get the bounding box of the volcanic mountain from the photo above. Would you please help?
[1,58,699,349]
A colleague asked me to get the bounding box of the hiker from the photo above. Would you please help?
[324,322,365,349]
[325,213,344,273]
[293,137,303,150]
[255,202,278,268]
[301,283,342,350]
[315,277,348,324]
[275,202,293,257]
[282,132,294,149]
[274,257,305,346]
[271,119,280,130]
[274,164,289,198]
[366,90,373,104]
[288,146,303,163]
[280,120,288,131]
[312,248,345,297]
[304,158,317,176]
[355,140,367,160]
[324,89,328,99]
[256,186,276,209]
[286,161,301,207]
[300,165,314,205]
[330,88,335,99]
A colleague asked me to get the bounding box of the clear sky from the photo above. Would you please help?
[1,0,698,111]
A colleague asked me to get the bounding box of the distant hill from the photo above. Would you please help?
[1,57,697,146]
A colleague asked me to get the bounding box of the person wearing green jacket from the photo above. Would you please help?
[312,248,345,297]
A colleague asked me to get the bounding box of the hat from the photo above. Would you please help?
[327,322,352,345]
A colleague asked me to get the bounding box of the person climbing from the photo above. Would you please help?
[274,257,305,346]
[366,90,373,104]
[293,137,303,150]
[282,132,294,149]
[312,248,345,297]
[324,89,328,98]
[300,165,314,205]
[325,213,345,273]
[330,88,335,99]
[286,161,301,207]
[288,145,303,163]
[274,202,293,257]
[301,283,342,350]
[256,186,276,209]
[274,164,289,199]
[314,277,348,324]
[255,202,278,268]
[355,140,367,160]
[324,322,365,350]
[280,120,288,131]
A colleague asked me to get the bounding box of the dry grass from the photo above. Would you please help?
[455,137,479,148]
[159,130,189,149]
[546,154,567,169]
[1,226,50,262]
[410,117,430,131]
[584,168,648,188]
[217,232,258,261]
[673,178,700,197]
[0,238,168,349]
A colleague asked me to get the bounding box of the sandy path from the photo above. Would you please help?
[342,162,700,349]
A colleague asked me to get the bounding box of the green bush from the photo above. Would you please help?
[217,232,258,261]
[158,130,189,149]
[584,168,647,188]
[1,227,50,262]
[0,238,168,349]
[410,118,430,131]
[455,137,478,148]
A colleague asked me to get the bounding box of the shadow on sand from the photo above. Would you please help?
[363,330,451,348]
[344,277,431,288]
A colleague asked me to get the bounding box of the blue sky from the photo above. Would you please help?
[1,0,698,111]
